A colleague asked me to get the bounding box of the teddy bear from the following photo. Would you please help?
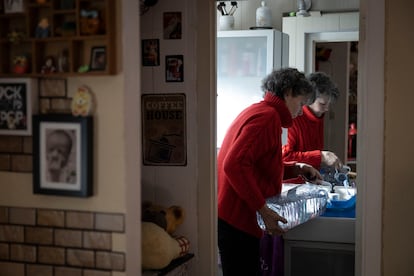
[141,201,190,270]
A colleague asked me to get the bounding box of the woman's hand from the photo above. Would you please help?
[296,162,322,182]
[258,205,287,236]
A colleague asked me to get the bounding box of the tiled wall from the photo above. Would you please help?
[0,206,125,276]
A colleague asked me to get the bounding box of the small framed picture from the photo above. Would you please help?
[163,12,182,39]
[89,46,106,71]
[142,39,160,66]
[0,78,38,135]
[165,55,184,82]
[4,0,25,13]
[32,114,93,197]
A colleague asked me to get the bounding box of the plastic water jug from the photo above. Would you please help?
[257,184,328,231]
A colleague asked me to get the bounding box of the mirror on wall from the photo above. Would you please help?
[306,32,359,170]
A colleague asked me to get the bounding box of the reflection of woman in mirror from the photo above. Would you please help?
[46,129,76,184]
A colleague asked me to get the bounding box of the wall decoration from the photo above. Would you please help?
[41,55,57,74]
[71,86,94,116]
[165,55,184,82]
[32,114,93,197]
[142,93,186,166]
[35,17,50,38]
[142,39,160,66]
[89,46,106,71]
[0,78,38,135]
[163,12,182,39]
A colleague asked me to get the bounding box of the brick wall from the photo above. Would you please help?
[0,78,72,173]
[0,206,125,276]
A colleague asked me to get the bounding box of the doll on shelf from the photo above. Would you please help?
[41,56,57,74]
[35,17,50,38]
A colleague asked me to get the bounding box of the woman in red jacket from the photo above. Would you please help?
[282,71,342,171]
[217,68,321,276]
[261,72,342,276]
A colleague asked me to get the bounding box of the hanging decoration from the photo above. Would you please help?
[140,0,158,15]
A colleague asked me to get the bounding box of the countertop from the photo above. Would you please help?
[281,183,356,244]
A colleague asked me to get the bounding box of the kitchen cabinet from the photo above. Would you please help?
[0,0,116,77]
[216,29,288,147]
[283,217,355,276]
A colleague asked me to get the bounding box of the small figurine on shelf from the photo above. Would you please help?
[12,55,29,74]
[77,64,89,73]
[4,0,25,13]
[80,9,101,35]
[57,49,69,73]
[35,17,50,38]
[7,30,25,44]
[41,56,57,74]
[71,86,94,117]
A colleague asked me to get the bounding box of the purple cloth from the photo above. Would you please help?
[260,234,284,276]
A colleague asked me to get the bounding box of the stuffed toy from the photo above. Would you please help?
[141,201,190,270]
[71,86,94,117]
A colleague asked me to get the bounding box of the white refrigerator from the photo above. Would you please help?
[216,29,289,148]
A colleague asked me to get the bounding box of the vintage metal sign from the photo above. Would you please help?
[142,93,187,166]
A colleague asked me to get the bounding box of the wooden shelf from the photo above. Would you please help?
[0,0,116,77]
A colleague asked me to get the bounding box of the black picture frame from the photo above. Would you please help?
[165,55,184,82]
[0,78,38,135]
[89,46,106,71]
[142,39,160,66]
[33,114,93,197]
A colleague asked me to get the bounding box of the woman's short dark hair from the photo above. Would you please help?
[261,67,314,103]
[307,71,339,103]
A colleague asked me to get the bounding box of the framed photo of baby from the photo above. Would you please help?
[32,114,93,197]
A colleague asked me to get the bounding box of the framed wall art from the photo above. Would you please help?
[0,78,38,135]
[32,114,93,197]
[165,55,184,82]
[142,39,160,66]
[142,93,187,166]
[89,46,106,71]
[163,12,182,39]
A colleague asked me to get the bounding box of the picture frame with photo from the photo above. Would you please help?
[142,39,160,66]
[165,55,184,82]
[89,46,106,71]
[0,78,38,135]
[163,12,182,39]
[32,114,93,197]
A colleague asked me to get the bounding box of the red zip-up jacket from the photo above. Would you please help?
[217,92,296,238]
[282,105,323,170]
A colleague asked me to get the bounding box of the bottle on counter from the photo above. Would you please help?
[348,123,357,158]
[256,1,272,28]
[257,184,329,231]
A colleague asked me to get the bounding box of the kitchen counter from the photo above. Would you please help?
[281,183,356,244]
[283,216,355,244]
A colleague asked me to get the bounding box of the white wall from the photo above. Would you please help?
[140,0,198,239]
[140,0,217,274]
